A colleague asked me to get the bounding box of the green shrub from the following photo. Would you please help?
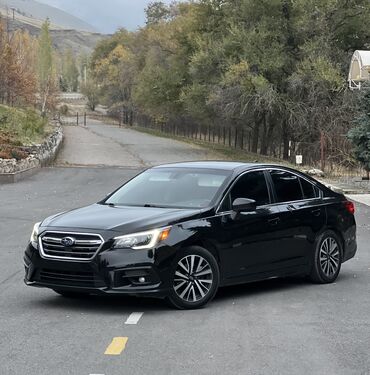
[59,104,69,116]
[10,149,28,160]
[0,105,47,145]
[22,109,47,137]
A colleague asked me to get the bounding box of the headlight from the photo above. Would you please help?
[113,227,171,250]
[30,222,41,245]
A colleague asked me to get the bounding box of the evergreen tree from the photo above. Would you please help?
[348,86,370,176]
[62,48,79,92]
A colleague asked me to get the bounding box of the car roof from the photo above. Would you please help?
[151,161,331,193]
[152,161,281,171]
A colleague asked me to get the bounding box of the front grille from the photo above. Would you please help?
[40,231,104,261]
[39,268,105,287]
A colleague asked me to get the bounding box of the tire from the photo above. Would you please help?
[309,230,343,284]
[166,246,220,310]
[53,290,89,298]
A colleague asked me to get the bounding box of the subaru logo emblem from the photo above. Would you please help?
[61,237,75,247]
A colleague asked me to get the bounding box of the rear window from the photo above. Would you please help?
[300,178,317,199]
[270,170,303,203]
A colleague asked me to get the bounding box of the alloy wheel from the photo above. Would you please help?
[173,255,214,303]
[319,237,340,277]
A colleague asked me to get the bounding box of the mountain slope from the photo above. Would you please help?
[4,16,105,55]
[0,0,96,31]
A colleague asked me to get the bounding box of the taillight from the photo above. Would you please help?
[344,201,355,215]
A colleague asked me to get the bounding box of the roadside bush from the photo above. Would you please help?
[0,105,47,145]
[59,104,69,116]
[0,145,28,160]
[22,109,47,138]
[10,149,28,160]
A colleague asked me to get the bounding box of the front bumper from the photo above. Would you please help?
[24,242,171,298]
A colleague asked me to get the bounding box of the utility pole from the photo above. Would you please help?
[11,7,15,20]
[320,131,325,171]
[5,6,9,39]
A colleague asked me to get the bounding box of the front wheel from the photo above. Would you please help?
[309,230,343,284]
[166,246,220,309]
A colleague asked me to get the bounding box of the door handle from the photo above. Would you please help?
[287,204,296,212]
[268,217,280,226]
[311,208,321,217]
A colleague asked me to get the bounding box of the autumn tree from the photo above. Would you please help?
[60,48,79,92]
[0,21,37,106]
[145,2,170,25]
[90,0,370,168]
[81,80,99,111]
[37,19,57,115]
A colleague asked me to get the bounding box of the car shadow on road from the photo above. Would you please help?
[214,277,308,302]
[29,272,353,313]
[214,271,353,304]
[32,293,169,314]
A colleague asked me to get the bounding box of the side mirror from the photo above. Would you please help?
[232,198,257,213]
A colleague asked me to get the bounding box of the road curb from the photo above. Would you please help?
[0,166,40,183]
[0,124,64,184]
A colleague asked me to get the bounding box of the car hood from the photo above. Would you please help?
[42,203,203,233]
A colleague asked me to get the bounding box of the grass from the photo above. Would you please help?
[132,125,295,167]
[0,105,49,159]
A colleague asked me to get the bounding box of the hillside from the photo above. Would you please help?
[2,15,106,55]
[0,0,96,31]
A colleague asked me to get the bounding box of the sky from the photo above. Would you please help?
[37,0,173,34]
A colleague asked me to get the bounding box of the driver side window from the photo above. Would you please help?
[220,171,270,211]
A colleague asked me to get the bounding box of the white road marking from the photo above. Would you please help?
[125,312,144,325]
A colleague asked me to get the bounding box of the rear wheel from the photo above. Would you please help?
[166,246,220,309]
[309,230,342,284]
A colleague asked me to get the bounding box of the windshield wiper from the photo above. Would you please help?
[100,202,115,207]
[143,204,164,208]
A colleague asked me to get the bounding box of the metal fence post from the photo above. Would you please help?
[76,112,79,126]
[320,131,325,171]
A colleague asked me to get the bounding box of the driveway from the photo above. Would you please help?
[56,119,218,167]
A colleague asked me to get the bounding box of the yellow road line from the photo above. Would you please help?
[104,337,128,355]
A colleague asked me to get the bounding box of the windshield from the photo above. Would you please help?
[104,168,231,209]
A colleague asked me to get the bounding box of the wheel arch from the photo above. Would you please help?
[184,238,220,259]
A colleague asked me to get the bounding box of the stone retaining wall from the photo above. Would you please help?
[0,122,63,182]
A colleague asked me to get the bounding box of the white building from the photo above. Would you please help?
[348,50,370,90]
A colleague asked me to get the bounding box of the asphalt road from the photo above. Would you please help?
[1,123,370,375]
[56,120,217,167]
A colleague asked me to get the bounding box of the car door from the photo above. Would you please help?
[216,170,283,280]
[268,169,326,269]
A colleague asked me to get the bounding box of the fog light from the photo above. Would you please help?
[138,277,146,283]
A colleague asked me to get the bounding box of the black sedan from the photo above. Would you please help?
[24,162,357,309]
